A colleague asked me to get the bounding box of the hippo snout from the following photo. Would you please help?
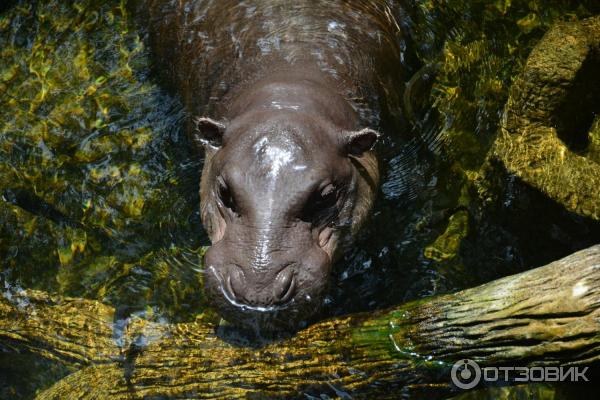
[215,263,296,308]
[203,240,331,330]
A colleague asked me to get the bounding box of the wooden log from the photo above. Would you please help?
[0,289,116,368]
[1,246,598,399]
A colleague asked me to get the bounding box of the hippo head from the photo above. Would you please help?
[195,110,378,331]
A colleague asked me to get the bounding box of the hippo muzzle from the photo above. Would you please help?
[196,82,380,331]
[203,224,331,329]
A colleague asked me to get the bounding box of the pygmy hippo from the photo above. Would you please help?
[146,0,406,330]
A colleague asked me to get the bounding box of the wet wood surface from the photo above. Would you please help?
[1,246,598,399]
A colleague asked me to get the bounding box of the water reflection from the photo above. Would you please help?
[1,0,600,398]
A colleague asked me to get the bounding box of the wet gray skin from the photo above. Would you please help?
[145,0,405,330]
[199,71,379,330]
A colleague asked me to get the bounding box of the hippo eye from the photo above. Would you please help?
[301,184,337,223]
[218,182,238,214]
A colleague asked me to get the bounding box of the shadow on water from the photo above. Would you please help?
[1,0,600,398]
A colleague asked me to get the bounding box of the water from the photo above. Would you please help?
[1,0,599,398]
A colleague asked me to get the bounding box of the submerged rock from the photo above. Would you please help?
[494,15,600,220]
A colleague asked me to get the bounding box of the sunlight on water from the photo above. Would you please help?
[0,0,209,323]
[1,0,600,398]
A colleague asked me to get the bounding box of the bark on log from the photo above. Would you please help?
[1,245,599,399]
[0,289,117,368]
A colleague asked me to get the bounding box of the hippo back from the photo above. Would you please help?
[144,0,406,129]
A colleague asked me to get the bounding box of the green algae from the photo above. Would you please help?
[492,14,600,220]
[0,0,207,323]
[0,4,209,394]
[424,209,469,262]
[395,0,600,289]
[589,116,600,164]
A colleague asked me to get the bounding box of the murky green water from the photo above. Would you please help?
[1,0,599,398]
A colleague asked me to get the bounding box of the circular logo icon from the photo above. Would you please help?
[451,359,481,389]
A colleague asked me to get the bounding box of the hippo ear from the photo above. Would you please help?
[194,117,226,148]
[345,128,379,156]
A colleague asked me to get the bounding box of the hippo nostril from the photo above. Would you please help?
[273,268,296,304]
[228,265,246,301]
[224,274,236,300]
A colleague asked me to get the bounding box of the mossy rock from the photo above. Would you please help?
[493,15,600,220]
